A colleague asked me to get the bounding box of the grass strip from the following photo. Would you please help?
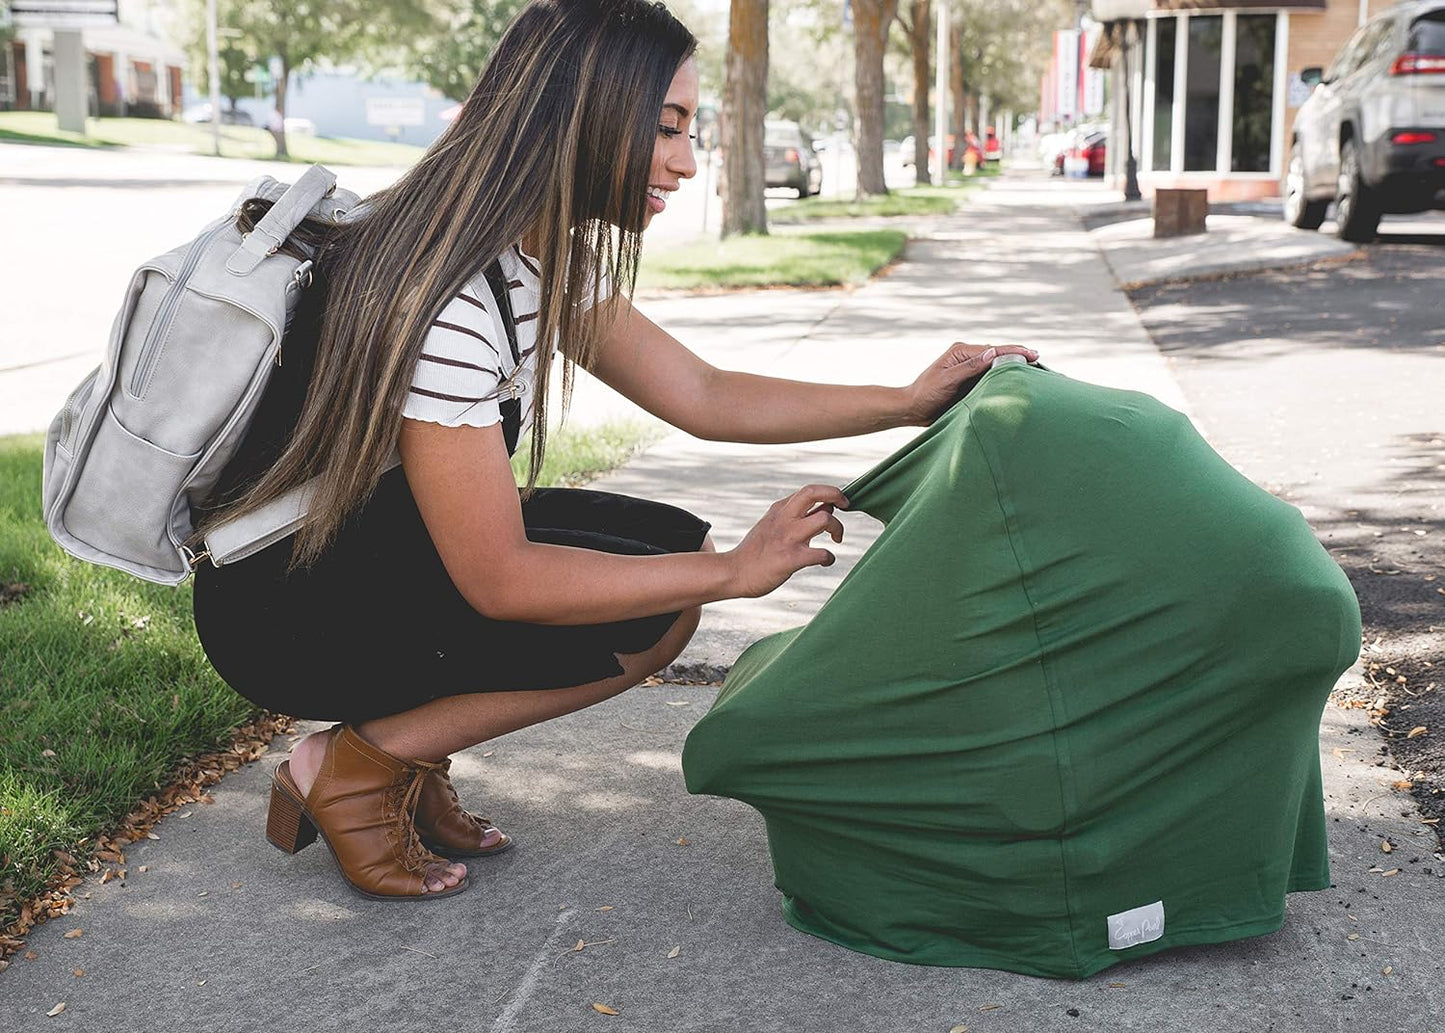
[768,184,980,224]
[638,228,907,290]
[0,418,661,946]
[0,112,424,168]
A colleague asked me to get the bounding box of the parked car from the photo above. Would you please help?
[765,120,823,197]
[1052,127,1107,177]
[180,103,254,126]
[899,134,958,169]
[1285,0,1445,241]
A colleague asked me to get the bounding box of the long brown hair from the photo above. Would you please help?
[206,0,696,567]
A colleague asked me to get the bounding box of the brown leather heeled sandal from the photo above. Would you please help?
[415,759,514,860]
[265,724,468,901]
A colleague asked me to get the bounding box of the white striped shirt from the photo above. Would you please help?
[403,244,554,433]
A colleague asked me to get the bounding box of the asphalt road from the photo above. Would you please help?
[1128,231,1445,826]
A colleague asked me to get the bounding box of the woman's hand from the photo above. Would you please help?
[904,342,1039,425]
[727,484,849,598]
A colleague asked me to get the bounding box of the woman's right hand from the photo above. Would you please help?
[728,484,849,598]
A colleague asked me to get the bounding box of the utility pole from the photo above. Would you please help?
[206,0,221,156]
[934,0,948,186]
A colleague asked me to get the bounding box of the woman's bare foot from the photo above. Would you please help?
[288,730,467,893]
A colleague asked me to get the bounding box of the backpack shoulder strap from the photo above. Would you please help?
[226,165,338,276]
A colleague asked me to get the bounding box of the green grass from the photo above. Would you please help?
[637,229,907,290]
[0,112,425,168]
[0,418,658,935]
[512,418,666,486]
[768,184,981,224]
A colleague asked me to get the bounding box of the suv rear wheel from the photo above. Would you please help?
[1334,138,1382,242]
[1284,146,1328,230]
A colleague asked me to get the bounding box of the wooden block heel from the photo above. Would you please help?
[266,777,318,854]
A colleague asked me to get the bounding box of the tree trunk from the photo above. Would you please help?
[272,55,290,160]
[722,0,768,237]
[904,0,931,187]
[949,21,966,168]
[851,0,898,198]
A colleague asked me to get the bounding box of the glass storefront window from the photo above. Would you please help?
[1184,15,1222,171]
[1232,15,1277,173]
[1153,18,1176,171]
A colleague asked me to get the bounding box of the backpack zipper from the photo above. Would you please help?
[129,219,232,398]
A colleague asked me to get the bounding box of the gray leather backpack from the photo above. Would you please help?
[42,165,361,585]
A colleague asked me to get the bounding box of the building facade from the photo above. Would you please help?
[4,22,184,118]
[1090,0,1398,200]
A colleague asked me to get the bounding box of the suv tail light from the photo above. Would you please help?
[785,148,800,165]
[1390,52,1445,75]
[1392,131,1438,144]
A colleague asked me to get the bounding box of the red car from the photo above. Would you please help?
[1056,130,1107,177]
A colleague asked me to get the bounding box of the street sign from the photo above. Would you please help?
[365,97,425,128]
[9,0,118,28]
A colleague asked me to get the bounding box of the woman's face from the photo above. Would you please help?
[644,57,700,227]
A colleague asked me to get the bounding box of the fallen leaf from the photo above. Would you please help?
[664,701,690,707]
[62,928,82,939]
[1107,982,1126,988]
[1381,840,1394,853]
[1383,965,1394,975]
[41,749,56,758]
[99,870,113,884]
[23,950,38,961]
[574,939,586,952]
[197,890,208,897]
[595,906,614,912]
[980,1004,1002,1013]
[1423,818,1441,826]
[676,837,689,846]
[1407,726,1428,739]
[482,751,495,758]
[230,882,243,889]
[137,865,148,873]
[46,1003,66,1018]
[73,968,84,977]
[145,832,160,840]
[1331,747,1355,759]
[1392,780,1414,790]
[592,1003,619,1015]
[950,1026,969,1033]
[667,945,681,959]
[1348,932,1361,941]
[1382,868,1400,877]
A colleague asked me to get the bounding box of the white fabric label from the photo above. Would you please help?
[1107,900,1165,950]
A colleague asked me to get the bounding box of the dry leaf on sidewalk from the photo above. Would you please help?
[667,946,680,959]
[46,1003,66,1017]
[1406,726,1428,739]
[592,1003,619,1015]
[62,929,82,939]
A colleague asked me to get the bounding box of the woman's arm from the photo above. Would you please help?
[399,418,845,625]
[589,296,1037,443]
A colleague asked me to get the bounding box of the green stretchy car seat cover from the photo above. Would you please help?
[682,360,1360,979]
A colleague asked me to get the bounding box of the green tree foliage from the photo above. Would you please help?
[182,0,436,156]
[406,0,527,102]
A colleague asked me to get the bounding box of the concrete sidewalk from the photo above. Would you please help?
[3,176,1441,1032]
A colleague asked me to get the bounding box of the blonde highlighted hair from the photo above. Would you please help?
[204,0,696,567]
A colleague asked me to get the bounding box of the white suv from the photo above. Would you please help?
[1285,0,1445,241]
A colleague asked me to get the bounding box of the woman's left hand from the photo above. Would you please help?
[903,342,1039,425]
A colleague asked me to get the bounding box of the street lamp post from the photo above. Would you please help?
[1119,21,1141,201]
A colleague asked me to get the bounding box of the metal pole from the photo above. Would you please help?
[1121,22,1141,201]
[934,0,948,186]
[207,0,221,157]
